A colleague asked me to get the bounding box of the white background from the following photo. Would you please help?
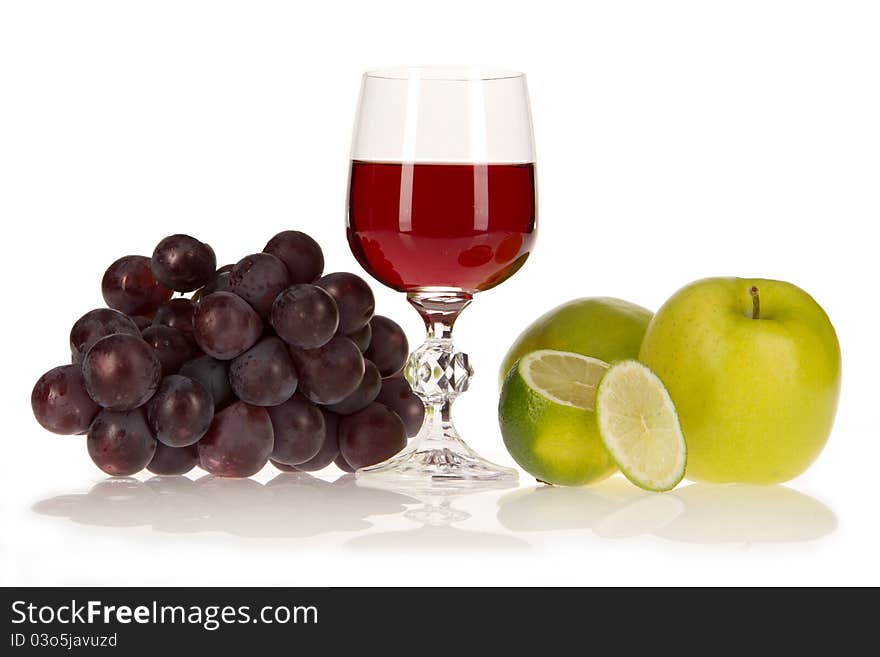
[1,0,878,586]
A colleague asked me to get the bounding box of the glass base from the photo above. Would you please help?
[356,438,518,486]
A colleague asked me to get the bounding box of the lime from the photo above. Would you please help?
[498,350,616,486]
[499,297,652,387]
[595,360,686,492]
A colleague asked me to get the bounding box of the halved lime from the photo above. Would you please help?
[499,350,616,486]
[595,360,686,492]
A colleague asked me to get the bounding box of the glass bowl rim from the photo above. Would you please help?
[364,66,525,81]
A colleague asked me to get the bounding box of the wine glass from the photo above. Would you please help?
[347,66,537,483]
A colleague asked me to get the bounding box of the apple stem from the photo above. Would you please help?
[750,286,760,320]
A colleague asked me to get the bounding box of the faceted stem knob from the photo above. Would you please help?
[405,339,473,405]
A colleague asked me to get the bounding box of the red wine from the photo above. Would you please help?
[347,161,537,293]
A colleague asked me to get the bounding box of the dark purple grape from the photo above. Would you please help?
[229,337,298,406]
[338,403,407,469]
[69,308,141,364]
[267,394,325,465]
[270,284,339,349]
[81,333,162,410]
[141,325,193,376]
[147,443,199,475]
[375,376,425,437]
[315,272,375,334]
[131,315,154,331]
[347,323,372,353]
[146,375,214,447]
[102,255,173,316]
[197,271,231,299]
[151,234,217,292]
[364,315,409,377]
[31,365,101,434]
[153,298,196,341]
[292,410,340,471]
[334,452,355,473]
[290,336,364,405]
[179,356,234,409]
[325,360,381,415]
[227,253,290,319]
[87,408,157,476]
[270,459,300,472]
[264,230,324,284]
[195,265,233,301]
[192,291,263,360]
[198,402,274,477]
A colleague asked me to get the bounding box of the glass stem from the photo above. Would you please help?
[356,288,517,482]
[419,402,456,447]
[405,290,474,448]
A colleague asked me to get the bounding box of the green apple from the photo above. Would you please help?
[499,297,652,387]
[639,277,841,484]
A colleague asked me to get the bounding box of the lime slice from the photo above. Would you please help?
[499,350,616,486]
[596,360,686,492]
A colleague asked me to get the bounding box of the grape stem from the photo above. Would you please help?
[750,285,760,320]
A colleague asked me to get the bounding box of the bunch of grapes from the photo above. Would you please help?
[31,231,425,478]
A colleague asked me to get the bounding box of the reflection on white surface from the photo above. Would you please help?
[656,483,838,544]
[32,474,836,548]
[33,473,418,539]
[497,477,645,531]
[33,473,528,551]
[595,494,686,539]
[497,478,837,544]
[345,524,530,552]
[345,477,529,551]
